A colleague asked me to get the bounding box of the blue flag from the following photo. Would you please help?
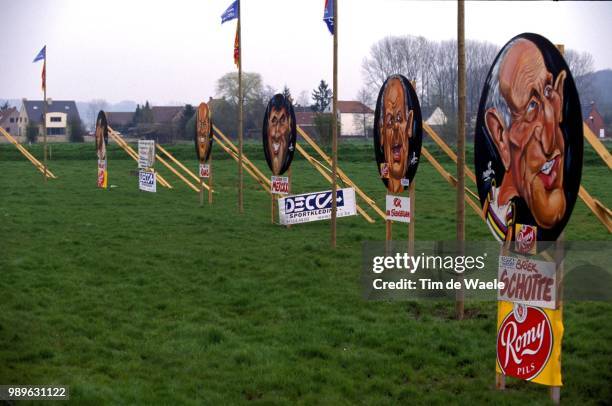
[33,46,46,63]
[221,0,238,24]
[323,0,334,35]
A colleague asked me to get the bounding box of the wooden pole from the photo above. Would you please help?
[455,0,466,320]
[208,153,213,204]
[287,167,292,229]
[237,0,244,213]
[43,52,48,183]
[200,179,205,205]
[549,43,565,406]
[330,0,338,248]
[409,180,415,255]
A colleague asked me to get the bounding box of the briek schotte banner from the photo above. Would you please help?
[323,0,334,34]
[279,188,356,225]
[496,301,563,386]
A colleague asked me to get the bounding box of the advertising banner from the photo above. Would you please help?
[474,33,583,244]
[498,255,557,309]
[271,176,289,195]
[199,163,210,179]
[385,195,410,223]
[139,169,157,193]
[278,188,356,225]
[138,140,155,169]
[263,94,296,176]
[95,111,109,189]
[496,302,563,386]
[373,74,422,194]
[97,159,107,189]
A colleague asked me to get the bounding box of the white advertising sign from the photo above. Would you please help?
[139,169,157,193]
[278,188,356,225]
[498,255,557,309]
[385,195,410,223]
[271,176,289,195]
[199,163,210,178]
[138,140,156,169]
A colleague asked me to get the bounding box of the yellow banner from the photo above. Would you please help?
[496,300,563,386]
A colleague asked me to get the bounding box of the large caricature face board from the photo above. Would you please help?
[262,94,296,176]
[95,111,108,161]
[373,74,423,194]
[474,33,583,243]
[195,102,213,163]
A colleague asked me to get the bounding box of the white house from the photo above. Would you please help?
[337,100,374,137]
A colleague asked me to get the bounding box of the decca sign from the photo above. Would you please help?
[497,304,553,381]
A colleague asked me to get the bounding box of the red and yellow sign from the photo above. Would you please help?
[496,301,563,386]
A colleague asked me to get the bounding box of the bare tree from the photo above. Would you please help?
[88,99,109,130]
[564,49,595,105]
[296,90,310,108]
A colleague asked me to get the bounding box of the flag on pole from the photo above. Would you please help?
[221,0,238,24]
[323,0,334,34]
[33,46,46,91]
[234,25,240,67]
[33,46,46,62]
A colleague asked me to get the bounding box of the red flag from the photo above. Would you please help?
[234,24,239,67]
[41,61,46,91]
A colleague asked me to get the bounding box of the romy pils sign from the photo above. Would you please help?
[496,302,562,386]
[474,33,583,244]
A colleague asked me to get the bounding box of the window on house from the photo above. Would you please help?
[50,117,62,122]
[10,118,14,123]
[33,106,38,110]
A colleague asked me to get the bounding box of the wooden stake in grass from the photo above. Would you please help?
[330,0,339,248]
[456,0,466,321]
[237,0,244,214]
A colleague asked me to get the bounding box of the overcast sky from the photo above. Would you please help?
[1,0,610,105]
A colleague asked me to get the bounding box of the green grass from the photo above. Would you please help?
[0,141,611,404]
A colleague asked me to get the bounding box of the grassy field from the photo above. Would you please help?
[0,140,611,404]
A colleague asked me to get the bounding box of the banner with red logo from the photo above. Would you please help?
[97,159,107,188]
[271,176,289,195]
[385,195,410,223]
[199,163,210,179]
[496,301,563,386]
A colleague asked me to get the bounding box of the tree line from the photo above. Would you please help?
[361,35,595,137]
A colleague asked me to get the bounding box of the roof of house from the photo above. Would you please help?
[337,101,373,114]
[106,112,134,127]
[0,107,18,125]
[22,100,80,124]
[295,111,317,127]
[152,106,183,124]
